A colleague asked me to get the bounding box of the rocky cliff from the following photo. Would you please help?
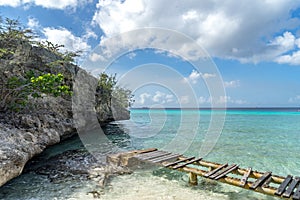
[0,40,130,186]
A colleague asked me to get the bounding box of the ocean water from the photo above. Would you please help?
[102,108,300,200]
[1,108,300,200]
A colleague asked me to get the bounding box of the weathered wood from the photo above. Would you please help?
[148,154,181,163]
[204,163,228,178]
[262,176,272,188]
[250,172,272,190]
[189,172,198,185]
[134,150,166,159]
[213,164,239,180]
[110,148,298,199]
[240,168,252,187]
[172,158,202,170]
[292,182,300,200]
[140,151,172,161]
[275,175,293,196]
[164,156,195,167]
[282,177,300,198]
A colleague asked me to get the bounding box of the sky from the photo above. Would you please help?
[0,0,300,108]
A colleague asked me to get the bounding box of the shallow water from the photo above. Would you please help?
[0,108,300,199]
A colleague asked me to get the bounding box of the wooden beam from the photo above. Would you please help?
[164,156,195,168]
[240,168,252,187]
[148,154,181,163]
[172,158,202,170]
[274,175,292,196]
[282,177,300,198]
[250,172,272,190]
[213,165,239,180]
[204,163,228,178]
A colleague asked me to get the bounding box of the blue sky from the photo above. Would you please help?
[1,0,300,107]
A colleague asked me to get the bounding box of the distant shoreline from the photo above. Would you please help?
[130,107,300,111]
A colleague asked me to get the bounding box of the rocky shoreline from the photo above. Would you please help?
[0,36,130,187]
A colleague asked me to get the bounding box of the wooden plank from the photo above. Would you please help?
[240,168,252,187]
[137,148,157,154]
[140,152,172,161]
[164,156,195,168]
[134,150,166,159]
[213,164,239,180]
[262,176,272,188]
[209,164,236,179]
[149,154,181,163]
[274,175,293,196]
[249,172,272,190]
[282,177,300,198]
[292,182,300,200]
[173,157,202,170]
[204,163,228,178]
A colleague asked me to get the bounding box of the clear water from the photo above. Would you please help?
[1,108,300,199]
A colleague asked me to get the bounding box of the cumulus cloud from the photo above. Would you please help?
[183,70,216,84]
[42,27,91,53]
[138,92,151,104]
[0,0,92,9]
[288,95,300,103]
[199,95,246,105]
[89,53,106,62]
[224,80,240,88]
[152,91,174,104]
[92,0,300,64]
[0,0,21,7]
[27,17,39,29]
[179,95,189,104]
[135,92,174,105]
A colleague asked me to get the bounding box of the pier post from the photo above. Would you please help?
[189,172,198,185]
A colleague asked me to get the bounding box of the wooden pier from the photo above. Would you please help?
[107,148,300,199]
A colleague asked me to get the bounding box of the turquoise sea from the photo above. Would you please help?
[111,108,300,175]
[1,108,300,199]
[103,108,300,199]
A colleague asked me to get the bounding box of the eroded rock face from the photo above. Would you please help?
[0,41,130,187]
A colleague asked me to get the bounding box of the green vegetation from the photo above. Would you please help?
[1,72,71,112]
[0,18,72,112]
[0,17,133,113]
[97,73,134,108]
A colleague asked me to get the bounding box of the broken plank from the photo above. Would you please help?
[292,182,300,200]
[134,150,166,159]
[240,168,252,187]
[164,156,195,168]
[282,177,300,198]
[173,158,202,170]
[275,175,292,196]
[140,152,172,161]
[213,164,239,180]
[250,172,272,190]
[148,154,181,163]
[204,163,228,178]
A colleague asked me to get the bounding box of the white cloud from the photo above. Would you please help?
[127,52,137,59]
[136,91,174,105]
[42,27,91,53]
[138,93,151,104]
[183,70,216,84]
[224,80,240,88]
[89,53,106,62]
[92,0,300,64]
[27,17,39,29]
[202,73,216,79]
[0,0,21,7]
[288,95,300,103]
[275,50,300,65]
[0,0,93,9]
[179,96,189,104]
